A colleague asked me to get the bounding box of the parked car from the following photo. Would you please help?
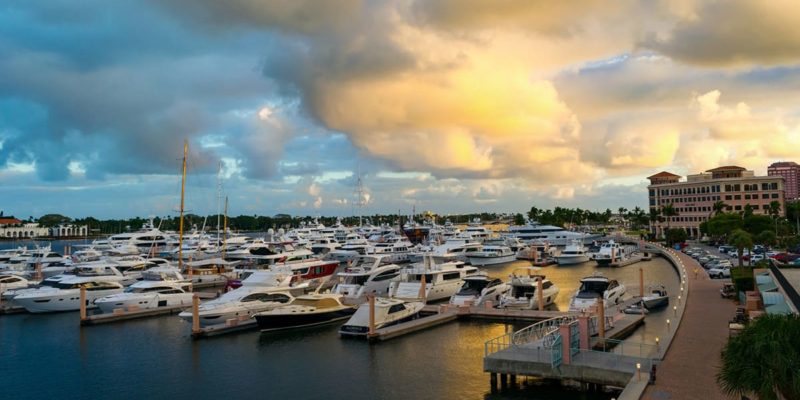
[709,265,731,279]
[773,253,800,263]
[766,251,780,258]
[791,258,800,267]
[718,245,735,254]
[751,254,766,263]
[706,260,732,270]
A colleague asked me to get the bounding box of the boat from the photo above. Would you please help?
[462,220,493,242]
[409,238,482,263]
[498,268,560,310]
[94,267,193,313]
[623,303,649,314]
[332,256,402,305]
[0,274,30,299]
[364,236,414,263]
[556,240,590,265]
[253,294,356,331]
[506,221,601,246]
[339,297,425,336]
[327,236,371,262]
[13,276,125,313]
[179,268,296,327]
[185,258,238,287]
[402,221,431,245]
[389,259,479,302]
[515,240,559,262]
[107,218,172,253]
[641,284,669,309]
[309,237,341,255]
[449,274,510,306]
[568,275,626,312]
[466,245,516,266]
[594,240,638,267]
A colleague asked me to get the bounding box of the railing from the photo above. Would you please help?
[512,315,577,347]
[570,347,654,373]
[593,338,660,359]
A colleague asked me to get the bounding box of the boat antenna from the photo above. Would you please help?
[178,139,188,277]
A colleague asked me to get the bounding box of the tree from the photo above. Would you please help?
[743,203,754,218]
[718,314,800,400]
[712,200,728,215]
[728,229,753,267]
[513,213,525,226]
[527,206,541,222]
[37,214,72,227]
[768,200,782,219]
[661,203,678,232]
[665,228,688,246]
[755,230,777,249]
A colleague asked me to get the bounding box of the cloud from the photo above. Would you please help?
[642,0,800,66]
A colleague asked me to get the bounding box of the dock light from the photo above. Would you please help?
[655,337,660,350]
[673,305,677,316]
[678,295,682,305]
[666,319,671,330]
[636,363,642,381]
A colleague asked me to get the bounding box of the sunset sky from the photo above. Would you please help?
[1,0,799,219]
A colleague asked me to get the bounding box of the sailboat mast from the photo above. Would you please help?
[216,161,221,246]
[222,196,228,259]
[179,140,188,275]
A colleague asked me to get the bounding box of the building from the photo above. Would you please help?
[768,161,800,200]
[647,166,785,238]
[50,224,89,237]
[0,217,51,239]
[754,266,800,315]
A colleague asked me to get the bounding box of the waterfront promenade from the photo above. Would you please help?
[642,249,735,400]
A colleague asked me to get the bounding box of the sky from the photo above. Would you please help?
[1,0,800,219]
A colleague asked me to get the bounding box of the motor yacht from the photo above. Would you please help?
[498,268,560,310]
[309,237,341,255]
[364,236,414,263]
[94,267,193,313]
[568,275,626,312]
[0,274,30,299]
[253,293,356,331]
[179,268,296,327]
[13,277,125,313]
[462,220,493,242]
[339,297,424,336]
[506,221,601,246]
[466,245,516,266]
[641,284,669,309]
[332,256,402,305]
[328,237,371,262]
[594,240,638,267]
[449,274,510,306]
[107,219,172,252]
[516,240,559,261]
[184,258,238,287]
[556,240,590,265]
[409,238,482,263]
[389,259,479,302]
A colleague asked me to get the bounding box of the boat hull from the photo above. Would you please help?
[466,255,516,266]
[255,308,356,331]
[95,293,194,314]
[556,255,590,265]
[642,296,669,309]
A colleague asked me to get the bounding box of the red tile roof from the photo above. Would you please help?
[0,218,22,225]
[705,165,746,172]
[647,171,680,179]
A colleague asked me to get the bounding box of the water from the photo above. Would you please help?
[1,240,680,400]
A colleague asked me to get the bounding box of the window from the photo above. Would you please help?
[388,304,407,314]
[735,205,742,211]
[442,272,462,281]
[745,194,751,200]
[762,183,769,190]
[373,269,400,282]
[771,182,778,190]
[725,184,732,191]
[734,184,741,191]
[734,195,741,200]
[762,194,769,199]
[772,193,779,199]
[725,195,733,200]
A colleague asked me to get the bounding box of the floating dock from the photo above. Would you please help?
[609,254,647,268]
[0,305,26,315]
[367,310,458,342]
[191,318,258,339]
[81,305,189,326]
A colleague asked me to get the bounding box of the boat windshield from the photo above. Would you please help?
[576,281,609,298]
[343,275,369,285]
[456,279,490,296]
[512,285,536,298]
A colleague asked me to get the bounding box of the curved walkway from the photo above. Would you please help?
[642,249,735,400]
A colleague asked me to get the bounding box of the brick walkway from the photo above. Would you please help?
[642,251,736,400]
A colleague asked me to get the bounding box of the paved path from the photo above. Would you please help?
[642,247,735,400]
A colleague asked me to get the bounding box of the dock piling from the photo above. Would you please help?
[598,297,605,340]
[537,278,543,311]
[192,294,200,334]
[79,286,87,321]
[639,267,644,298]
[368,294,376,336]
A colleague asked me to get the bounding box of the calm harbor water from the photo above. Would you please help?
[1,239,679,400]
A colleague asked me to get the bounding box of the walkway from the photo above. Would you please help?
[642,247,735,400]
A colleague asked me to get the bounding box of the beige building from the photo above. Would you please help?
[647,166,785,238]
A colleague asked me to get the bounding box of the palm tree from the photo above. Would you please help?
[648,208,661,238]
[712,200,728,216]
[728,229,753,267]
[661,203,678,233]
[743,203,754,218]
[718,314,800,400]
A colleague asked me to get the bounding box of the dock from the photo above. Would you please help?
[81,304,189,325]
[191,318,258,339]
[368,310,458,342]
[609,254,648,268]
[0,304,26,315]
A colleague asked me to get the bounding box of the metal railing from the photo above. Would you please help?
[512,315,577,347]
[570,347,654,373]
[593,338,660,359]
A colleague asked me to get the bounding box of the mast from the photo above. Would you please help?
[222,196,228,259]
[179,140,188,276]
[353,165,366,227]
[216,161,222,247]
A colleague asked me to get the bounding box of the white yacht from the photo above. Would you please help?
[410,238,482,263]
[556,240,590,265]
[568,275,626,312]
[516,240,559,261]
[339,297,424,336]
[108,220,172,252]
[184,258,238,287]
[332,256,402,305]
[389,260,479,302]
[594,240,638,267]
[463,220,493,242]
[498,268,560,310]
[449,274,510,306]
[94,267,193,313]
[641,284,669,309]
[0,274,30,299]
[309,237,341,255]
[364,236,414,264]
[179,268,296,327]
[507,221,600,246]
[466,245,516,266]
[13,276,125,313]
[328,237,371,262]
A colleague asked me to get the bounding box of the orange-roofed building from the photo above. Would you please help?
[647,166,785,239]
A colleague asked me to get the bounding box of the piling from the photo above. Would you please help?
[418,272,427,301]
[598,296,605,340]
[35,263,42,281]
[368,294,376,336]
[537,277,544,311]
[192,294,200,334]
[639,267,644,298]
[79,286,87,321]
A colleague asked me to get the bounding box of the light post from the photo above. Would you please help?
[666,318,671,331]
[673,305,677,316]
[636,363,642,382]
[655,337,660,351]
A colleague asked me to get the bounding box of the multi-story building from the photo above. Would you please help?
[768,161,800,200]
[0,217,51,238]
[647,166,785,238]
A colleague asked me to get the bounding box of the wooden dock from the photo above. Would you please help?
[191,318,258,339]
[367,310,459,342]
[81,304,189,326]
[610,254,647,268]
[0,305,26,315]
